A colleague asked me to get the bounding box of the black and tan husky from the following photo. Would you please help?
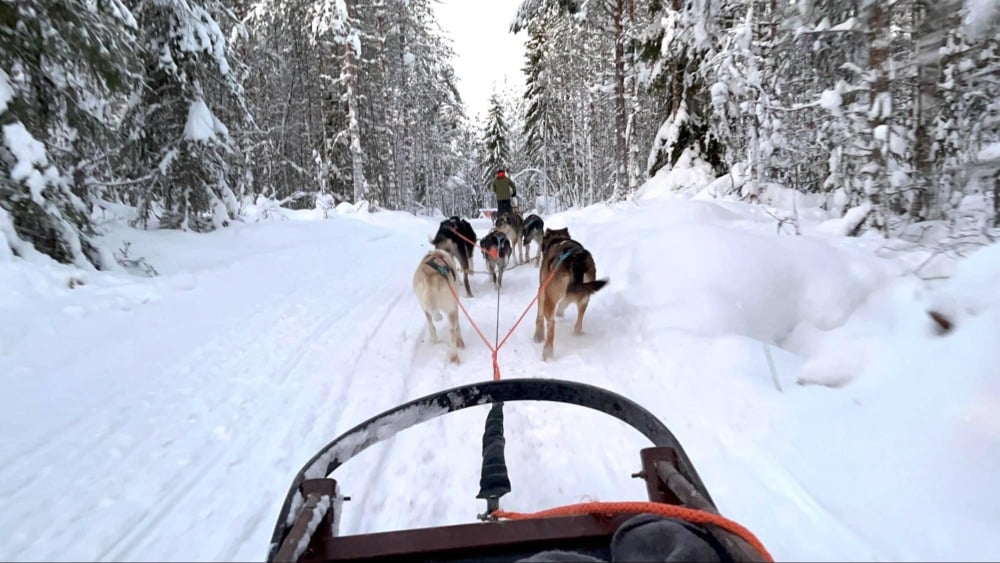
[533,227,608,361]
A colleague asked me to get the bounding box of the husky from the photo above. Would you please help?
[413,249,466,363]
[479,229,513,290]
[430,216,476,298]
[493,210,524,265]
[533,227,608,361]
[522,213,544,266]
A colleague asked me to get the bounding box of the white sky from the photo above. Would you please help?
[431,0,527,122]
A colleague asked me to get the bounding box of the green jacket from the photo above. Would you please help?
[492,176,517,201]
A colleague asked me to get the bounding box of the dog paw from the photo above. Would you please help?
[533,331,544,343]
[449,352,461,364]
[542,346,554,361]
[573,327,584,336]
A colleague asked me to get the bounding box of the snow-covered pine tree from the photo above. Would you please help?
[123,0,249,232]
[481,92,513,189]
[522,12,551,193]
[513,0,617,207]
[640,0,723,179]
[380,0,465,212]
[0,0,141,267]
[319,0,368,205]
[238,0,466,213]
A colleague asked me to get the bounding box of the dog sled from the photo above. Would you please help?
[266,378,773,563]
[479,198,524,221]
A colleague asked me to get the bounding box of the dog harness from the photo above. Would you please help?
[425,257,456,280]
[547,244,581,269]
[482,232,509,260]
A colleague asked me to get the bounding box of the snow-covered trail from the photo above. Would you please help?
[1,218,447,561]
[3,195,998,562]
[0,208,883,562]
[0,208,785,561]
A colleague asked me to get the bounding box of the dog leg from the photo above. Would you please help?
[425,311,440,343]
[574,296,590,335]
[533,289,546,342]
[542,294,557,361]
[448,310,462,363]
[456,252,474,298]
[555,298,569,319]
[463,271,473,298]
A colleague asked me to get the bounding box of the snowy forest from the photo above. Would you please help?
[2,0,999,269]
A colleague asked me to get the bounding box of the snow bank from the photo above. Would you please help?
[550,201,898,346]
[772,240,1000,560]
[523,194,998,560]
[632,149,717,201]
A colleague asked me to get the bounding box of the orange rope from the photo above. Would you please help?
[442,249,565,381]
[492,501,773,562]
[449,227,498,260]
[445,282,500,380]
[496,261,561,351]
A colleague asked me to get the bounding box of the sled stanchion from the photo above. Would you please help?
[476,402,511,519]
[273,479,339,563]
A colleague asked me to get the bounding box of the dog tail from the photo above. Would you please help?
[567,251,608,297]
[568,279,609,297]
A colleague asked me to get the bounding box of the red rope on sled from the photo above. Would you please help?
[492,501,774,562]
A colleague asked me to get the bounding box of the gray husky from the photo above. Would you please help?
[522,213,544,265]
[479,229,513,290]
[493,211,524,265]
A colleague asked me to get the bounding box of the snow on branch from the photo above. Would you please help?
[183,98,230,144]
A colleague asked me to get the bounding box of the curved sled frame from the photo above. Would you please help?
[267,378,715,561]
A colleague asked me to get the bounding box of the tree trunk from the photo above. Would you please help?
[344,33,367,204]
[612,0,627,199]
[911,0,948,220]
[865,0,891,236]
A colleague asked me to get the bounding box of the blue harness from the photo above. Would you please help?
[426,257,455,280]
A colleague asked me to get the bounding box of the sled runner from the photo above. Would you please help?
[266,378,771,563]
